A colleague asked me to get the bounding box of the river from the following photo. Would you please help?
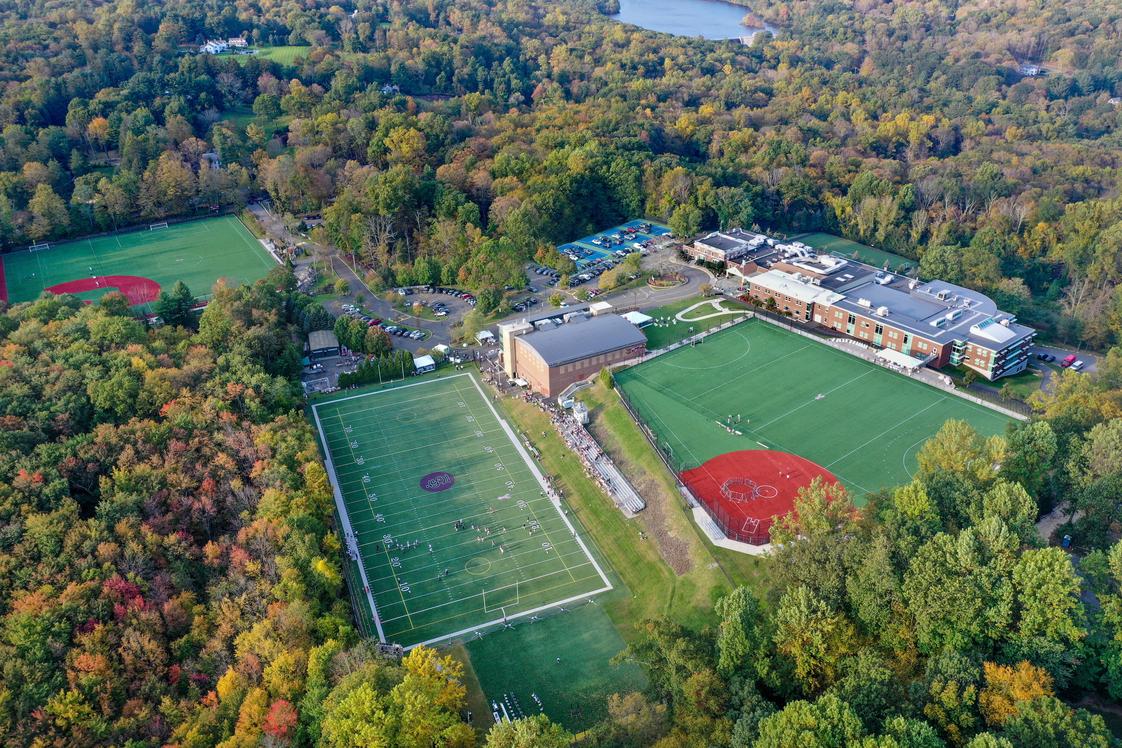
[610,0,775,41]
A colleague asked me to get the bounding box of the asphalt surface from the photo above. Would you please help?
[249,201,712,355]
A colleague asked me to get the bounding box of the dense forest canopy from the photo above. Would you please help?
[0,0,1120,343]
[2,0,1122,745]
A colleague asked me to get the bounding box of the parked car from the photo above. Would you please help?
[1071,360,1086,371]
[1061,354,1078,367]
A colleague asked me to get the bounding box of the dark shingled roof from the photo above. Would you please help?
[308,329,339,351]
[517,314,646,366]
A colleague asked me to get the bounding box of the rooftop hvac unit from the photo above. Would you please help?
[876,306,890,317]
[877,273,894,285]
[929,317,946,328]
[936,289,950,300]
[909,279,919,290]
[945,309,963,322]
[999,319,1010,327]
[857,298,872,308]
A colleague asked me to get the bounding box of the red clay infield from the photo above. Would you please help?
[680,449,838,545]
[45,275,161,306]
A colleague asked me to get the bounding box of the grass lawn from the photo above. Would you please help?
[0,215,277,312]
[640,295,752,349]
[497,389,771,631]
[219,45,310,65]
[942,363,1044,402]
[615,319,1015,497]
[793,232,915,273]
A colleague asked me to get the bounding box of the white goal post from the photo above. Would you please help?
[28,242,50,252]
[149,221,169,230]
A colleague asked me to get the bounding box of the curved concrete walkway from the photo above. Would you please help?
[676,299,745,322]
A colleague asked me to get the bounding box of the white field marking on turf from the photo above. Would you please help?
[622,356,877,494]
[383,572,611,642]
[900,436,930,481]
[823,397,946,470]
[316,373,611,643]
[328,425,507,473]
[684,343,811,403]
[466,374,611,591]
[372,549,597,607]
[454,378,578,585]
[657,325,754,371]
[366,535,592,587]
[751,369,875,432]
[337,414,413,629]
[334,375,508,630]
[781,323,1021,424]
[309,402,386,642]
[336,411,383,527]
[617,371,712,468]
[314,373,468,409]
[381,565,605,625]
[350,475,560,536]
[404,584,613,651]
[232,214,281,270]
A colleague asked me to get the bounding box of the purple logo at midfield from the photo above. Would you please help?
[420,471,455,493]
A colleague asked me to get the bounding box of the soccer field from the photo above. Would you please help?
[615,319,1015,496]
[311,373,612,648]
[0,215,277,310]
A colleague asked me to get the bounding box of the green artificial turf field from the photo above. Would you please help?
[311,373,612,648]
[615,319,1015,497]
[794,232,915,272]
[0,215,277,311]
[466,601,646,732]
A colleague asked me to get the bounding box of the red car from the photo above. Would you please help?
[1061,354,1077,367]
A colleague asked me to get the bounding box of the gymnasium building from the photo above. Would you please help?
[499,312,647,396]
[743,251,1035,381]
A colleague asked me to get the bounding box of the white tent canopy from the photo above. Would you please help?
[875,348,925,370]
[475,330,496,344]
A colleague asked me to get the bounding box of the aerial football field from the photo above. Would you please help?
[311,373,611,648]
[0,215,276,312]
[615,318,1015,496]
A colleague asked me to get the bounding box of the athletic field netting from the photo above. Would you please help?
[615,319,1015,497]
[311,373,612,648]
[0,215,277,311]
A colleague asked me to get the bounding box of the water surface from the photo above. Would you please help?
[610,0,775,40]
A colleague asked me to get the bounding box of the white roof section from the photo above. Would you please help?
[475,330,496,343]
[875,348,926,369]
[751,269,844,306]
[969,317,1018,345]
[622,310,653,327]
[432,343,450,354]
[589,301,614,315]
[413,354,436,369]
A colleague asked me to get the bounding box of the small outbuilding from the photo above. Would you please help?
[413,354,436,374]
[308,329,340,359]
[475,330,496,345]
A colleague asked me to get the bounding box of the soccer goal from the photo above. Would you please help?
[149,221,169,230]
[28,241,50,252]
[482,581,521,613]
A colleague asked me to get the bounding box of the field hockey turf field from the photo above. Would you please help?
[615,318,1015,497]
[311,373,611,648]
[0,215,276,311]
